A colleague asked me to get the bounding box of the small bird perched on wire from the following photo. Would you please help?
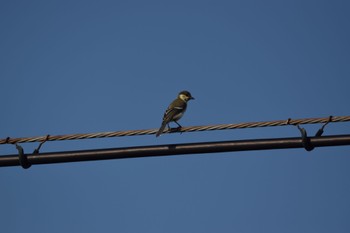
[156,90,195,137]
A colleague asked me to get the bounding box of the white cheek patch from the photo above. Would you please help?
[179,94,188,101]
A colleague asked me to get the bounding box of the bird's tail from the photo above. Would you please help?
[156,122,167,137]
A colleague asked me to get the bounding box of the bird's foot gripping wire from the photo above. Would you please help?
[168,126,182,133]
[166,122,183,134]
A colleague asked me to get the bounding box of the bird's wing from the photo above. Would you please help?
[163,99,186,123]
[156,99,186,137]
[156,107,182,137]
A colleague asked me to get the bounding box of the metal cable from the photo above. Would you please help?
[2,134,350,168]
[1,115,349,145]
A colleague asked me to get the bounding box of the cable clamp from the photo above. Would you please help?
[15,143,31,169]
[290,116,333,151]
[315,116,332,137]
[286,118,292,125]
[33,134,50,154]
[296,125,314,151]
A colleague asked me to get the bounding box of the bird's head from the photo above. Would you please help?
[178,90,195,102]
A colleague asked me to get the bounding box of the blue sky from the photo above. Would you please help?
[1,0,350,232]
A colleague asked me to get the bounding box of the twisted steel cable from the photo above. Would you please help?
[1,115,349,145]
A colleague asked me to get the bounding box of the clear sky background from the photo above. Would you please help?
[1,0,350,232]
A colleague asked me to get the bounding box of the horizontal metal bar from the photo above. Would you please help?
[1,134,350,168]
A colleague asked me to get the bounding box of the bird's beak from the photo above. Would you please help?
[190,97,195,100]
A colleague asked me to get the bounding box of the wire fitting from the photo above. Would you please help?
[15,143,31,169]
[296,125,314,151]
[293,116,333,151]
[33,134,50,154]
[315,116,332,137]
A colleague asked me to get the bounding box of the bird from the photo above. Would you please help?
[156,90,195,137]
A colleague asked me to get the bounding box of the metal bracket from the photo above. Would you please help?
[16,143,31,169]
[296,125,315,151]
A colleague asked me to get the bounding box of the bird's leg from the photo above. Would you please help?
[167,123,176,133]
[167,121,182,133]
[174,121,182,131]
[174,121,182,128]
